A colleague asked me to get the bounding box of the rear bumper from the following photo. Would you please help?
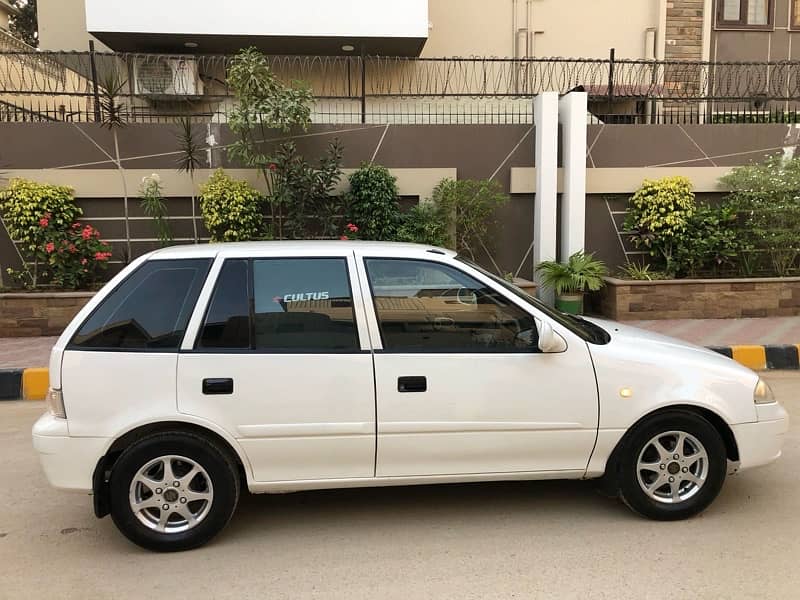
[731,403,790,471]
[32,414,107,492]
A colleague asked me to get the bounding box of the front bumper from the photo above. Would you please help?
[731,402,790,471]
[32,414,107,492]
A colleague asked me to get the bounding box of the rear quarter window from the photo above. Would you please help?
[69,258,211,351]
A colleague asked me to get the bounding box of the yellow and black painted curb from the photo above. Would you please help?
[0,368,49,401]
[0,346,797,401]
[710,345,800,372]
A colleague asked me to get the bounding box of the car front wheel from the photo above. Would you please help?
[617,411,727,520]
[109,432,240,552]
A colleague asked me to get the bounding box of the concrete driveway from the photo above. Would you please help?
[1,372,798,599]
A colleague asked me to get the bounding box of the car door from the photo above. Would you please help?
[358,254,599,478]
[177,250,376,483]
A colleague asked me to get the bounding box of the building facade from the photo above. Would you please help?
[0,0,18,33]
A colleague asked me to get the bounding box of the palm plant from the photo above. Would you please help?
[98,71,131,261]
[175,117,204,243]
[536,251,608,314]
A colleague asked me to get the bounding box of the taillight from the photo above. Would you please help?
[46,388,66,419]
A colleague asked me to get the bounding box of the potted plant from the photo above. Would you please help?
[536,251,608,314]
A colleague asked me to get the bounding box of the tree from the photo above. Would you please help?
[227,47,314,239]
[9,0,38,48]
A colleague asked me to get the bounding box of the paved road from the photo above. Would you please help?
[1,373,798,599]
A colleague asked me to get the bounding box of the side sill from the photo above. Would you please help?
[246,469,587,494]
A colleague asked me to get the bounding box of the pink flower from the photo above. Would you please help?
[80,258,88,265]
[68,244,76,254]
[45,242,55,253]
[39,216,49,228]
[94,251,111,261]
[72,222,81,230]
[340,235,349,241]
[347,223,359,233]
[82,226,93,240]
[268,163,277,172]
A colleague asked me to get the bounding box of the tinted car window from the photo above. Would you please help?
[365,258,539,353]
[197,259,250,349]
[252,258,359,351]
[71,258,211,351]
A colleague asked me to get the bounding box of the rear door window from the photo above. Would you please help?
[252,258,359,352]
[70,258,211,351]
[196,257,360,352]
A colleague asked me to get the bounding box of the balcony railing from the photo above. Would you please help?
[1,50,800,125]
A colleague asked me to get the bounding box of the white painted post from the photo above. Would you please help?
[533,92,559,304]
[558,91,588,260]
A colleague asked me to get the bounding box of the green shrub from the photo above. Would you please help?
[623,176,696,277]
[617,262,667,281]
[199,170,266,242]
[672,202,744,277]
[431,178,508,259]
[721,156,800,277]
[395,203,450,247]
[273,140,344,239]
[346,163,400,240]
[0,179,111,289]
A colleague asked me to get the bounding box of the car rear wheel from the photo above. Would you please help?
[109,432,240,552]
[617,411,727,520]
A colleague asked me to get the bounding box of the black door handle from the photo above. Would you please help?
[398,376,427,393]
[203,378,234,395]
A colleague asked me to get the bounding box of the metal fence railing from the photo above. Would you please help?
[2,49,800,125]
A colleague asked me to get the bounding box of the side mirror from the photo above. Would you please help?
[537,320,567,353]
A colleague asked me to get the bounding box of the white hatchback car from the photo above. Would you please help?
[33,242,788,551]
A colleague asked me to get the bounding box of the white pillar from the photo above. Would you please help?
[558,92,588,260]
[533,91,559,303]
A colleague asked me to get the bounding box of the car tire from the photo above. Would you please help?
[109,431,240,552]
[617,411,727,521]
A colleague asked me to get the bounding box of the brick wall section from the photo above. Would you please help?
[665,0,705,61]
[598,277,800,320]
[0,293,93,337]
[664,0,705,112]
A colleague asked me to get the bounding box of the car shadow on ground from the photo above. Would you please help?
[224,479,631,540]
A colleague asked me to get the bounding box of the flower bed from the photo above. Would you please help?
[0,291,94,337]
[596,276,800,320]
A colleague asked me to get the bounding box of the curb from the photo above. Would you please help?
[709,345,800,371]
[0,345,797,401]
[0,368,49,401]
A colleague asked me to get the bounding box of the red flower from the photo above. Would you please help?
[268,163,277,172]
[39,216,49,228]
[347,223,359,233]
[82,226,93,240]
[94,251,111,261]
[340,235,349,241]
[45,242,55,253]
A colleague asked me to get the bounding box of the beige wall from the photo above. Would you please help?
[38,0,108,51]
[42,0,661,59]
[0,2,12,32]
[424,0,662,59]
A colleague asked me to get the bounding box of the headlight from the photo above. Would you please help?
[754,379,775,405]
[46,388,66,419]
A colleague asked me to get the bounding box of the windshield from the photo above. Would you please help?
[455,256,611,345]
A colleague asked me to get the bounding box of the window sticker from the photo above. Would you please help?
[274,291,331,303]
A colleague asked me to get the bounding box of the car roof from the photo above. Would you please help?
[147,240,457,260]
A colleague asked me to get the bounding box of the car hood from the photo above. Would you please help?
[583,317,755,375]
[582,317,760,426]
